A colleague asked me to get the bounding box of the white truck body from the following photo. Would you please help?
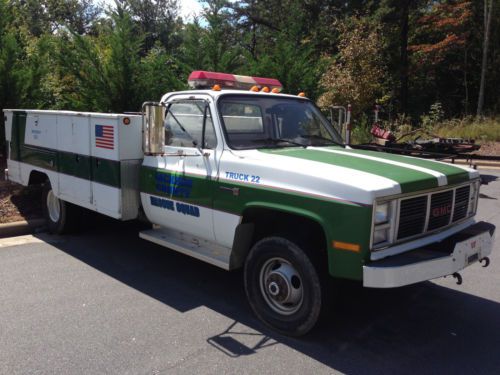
[5,110,142,220]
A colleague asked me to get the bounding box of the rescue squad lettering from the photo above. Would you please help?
[225,171,261,183]
[155,172,193,198]
[150,196,200,218]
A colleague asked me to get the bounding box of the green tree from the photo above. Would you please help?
[200,0,242,72]
[230,0,325,97]
[54,7,143,111]
[179,18,205,70]
[118,0,182,53]
[138,44,188,102]
[318,17,389,115]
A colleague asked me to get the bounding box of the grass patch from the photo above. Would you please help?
[430,117,500,143]
[349,116,500,144]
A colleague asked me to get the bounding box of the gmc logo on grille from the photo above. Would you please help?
[432,204,452,217]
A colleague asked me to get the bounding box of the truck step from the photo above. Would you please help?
[139,227,231,270]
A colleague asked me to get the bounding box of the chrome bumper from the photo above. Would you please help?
[363,221,495,288]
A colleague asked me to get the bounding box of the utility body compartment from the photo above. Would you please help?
[4,109,143,220]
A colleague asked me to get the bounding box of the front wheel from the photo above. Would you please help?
[42,181,76,234]
[244,236,323,336]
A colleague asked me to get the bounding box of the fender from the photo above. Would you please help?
[229,202,329,269]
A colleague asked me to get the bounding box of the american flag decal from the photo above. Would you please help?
[95,124,114,149]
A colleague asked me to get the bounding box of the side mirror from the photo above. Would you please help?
[142,102,166,155]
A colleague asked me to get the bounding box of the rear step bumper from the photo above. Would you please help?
[363,221,495,288]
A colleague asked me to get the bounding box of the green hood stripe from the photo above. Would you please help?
[261,148,439,193]
[335,147,470,185]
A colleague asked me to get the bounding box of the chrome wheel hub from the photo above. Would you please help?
[259,257,303,315]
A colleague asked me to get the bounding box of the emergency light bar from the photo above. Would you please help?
[188,71,283,92]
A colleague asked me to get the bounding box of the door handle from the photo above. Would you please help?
[219,186,239,196]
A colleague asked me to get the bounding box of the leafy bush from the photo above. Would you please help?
[420,102,444,130]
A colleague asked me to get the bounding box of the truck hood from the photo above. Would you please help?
[223,146,478,207]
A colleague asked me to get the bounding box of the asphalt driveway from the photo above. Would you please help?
[1,170,499,374]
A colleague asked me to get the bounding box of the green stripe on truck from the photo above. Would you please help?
[9,111,27,162]
[338,147,470,185]
[261,148,439,193]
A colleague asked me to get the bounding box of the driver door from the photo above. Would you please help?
[145,97,219,241]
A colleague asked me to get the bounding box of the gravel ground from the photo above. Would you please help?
[0,179,43,223]
[475,141,500,156]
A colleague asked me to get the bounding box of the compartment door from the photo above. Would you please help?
[90,118,122,218]
[91,156,122,218]
[56,115,92,205]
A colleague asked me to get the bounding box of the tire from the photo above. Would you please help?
[42,181,76,234]
[244,236,323,336]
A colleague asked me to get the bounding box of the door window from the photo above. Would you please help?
[164,101,217,149]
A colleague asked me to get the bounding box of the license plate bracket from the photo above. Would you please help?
[454,230,492,266]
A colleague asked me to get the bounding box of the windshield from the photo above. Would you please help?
[217,94,344,149]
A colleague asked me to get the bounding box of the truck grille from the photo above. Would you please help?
[428,190,454,230]
[396,184,472,241]
[453,185,470,222]
[397,196,427,238]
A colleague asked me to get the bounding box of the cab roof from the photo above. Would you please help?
[160,89,310,103]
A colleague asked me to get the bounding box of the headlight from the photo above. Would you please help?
[373,227,389,244]
[375,202,389,224]
[372,200,396,249]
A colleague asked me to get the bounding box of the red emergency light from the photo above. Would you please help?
[188,71,283,92]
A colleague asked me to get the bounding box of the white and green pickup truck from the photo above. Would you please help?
[3,71,495,336]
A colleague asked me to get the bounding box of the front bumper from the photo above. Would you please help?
[363,221,495,288]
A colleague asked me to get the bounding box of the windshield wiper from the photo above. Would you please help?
[299,134,344,147]
[166,108,204,154]
[252,137,307,148]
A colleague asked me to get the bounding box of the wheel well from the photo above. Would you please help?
[28,170,48,186]
[230,207,328,270]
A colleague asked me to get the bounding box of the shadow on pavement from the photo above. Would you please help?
[480,174,498,185]
[39,215,500,374]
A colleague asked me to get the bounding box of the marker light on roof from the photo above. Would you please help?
[298,92,306,97]
[271,88,280,93]
[212,84,221,91]
[261,87,270,93]
[188,71,283,92]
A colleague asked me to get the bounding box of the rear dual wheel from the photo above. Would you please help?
[244,236,324,337]
[42,181,77,234]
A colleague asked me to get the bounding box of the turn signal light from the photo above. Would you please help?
[332,241,360,253]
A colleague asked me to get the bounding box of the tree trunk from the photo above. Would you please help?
[400,0,409,115]
[464,46,469,115]
[477,0,494,117]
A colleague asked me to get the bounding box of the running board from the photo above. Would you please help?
[139,227,231,270]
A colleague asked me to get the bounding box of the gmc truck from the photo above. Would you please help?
[3,71,495,336]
